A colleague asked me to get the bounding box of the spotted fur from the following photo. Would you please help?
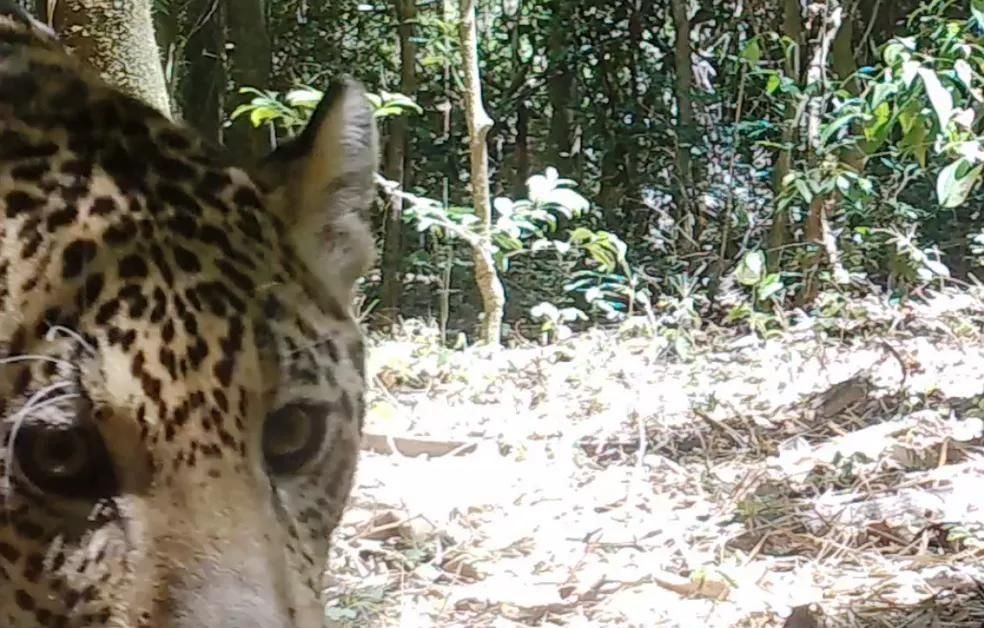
[0,5,377,627]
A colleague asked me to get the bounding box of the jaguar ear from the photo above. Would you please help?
[259,78,378,304]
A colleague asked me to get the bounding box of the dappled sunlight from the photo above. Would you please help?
[323,287,984,627]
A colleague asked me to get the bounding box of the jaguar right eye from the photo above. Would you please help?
[262,402,329,476]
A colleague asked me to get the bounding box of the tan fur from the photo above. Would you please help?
[0,8,377,627]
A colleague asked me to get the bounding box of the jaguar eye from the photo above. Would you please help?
[263,402,328,475]
[14,422,117,499]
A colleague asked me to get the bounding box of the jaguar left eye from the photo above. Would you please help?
[14,419,118,500]
[262,402,328,475]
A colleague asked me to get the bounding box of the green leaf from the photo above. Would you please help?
[757,274,784,301]
[918,68,953,130]
[559,307,587,322]
[735,251,766,286]
[923,258,951,278]
[936,158,983,208]
[385,91,423,111]
[954,59,974,91]
[238,86,274,98]
[725,303,751,323]
[765,73,781,94]
[493,197,514,216]
[794,177,813,203]
[372,106,402,119]
[544,188,590,215]
[870,81,897,109]
[863,101,894,152]
[899,115,929,167]
[835,174,856,199]
[883,41,907,66]
[285,87,323,108]
[530,302,559,320]
[901,59,920,87]
[835,173,851,194]
[973,0,984,26]
[230,103,255,121]
[249,106,279,127]
[897,99,919,133]
[820,111,861,146]
[741,39,762,65]
[527,173,553,203]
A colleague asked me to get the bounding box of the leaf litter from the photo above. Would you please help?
[324,286,984,627]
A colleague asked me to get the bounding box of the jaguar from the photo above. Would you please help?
[0,4,377,627]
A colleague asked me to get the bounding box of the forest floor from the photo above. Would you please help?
[324,286,984,628]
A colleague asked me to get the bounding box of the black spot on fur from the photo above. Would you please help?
[45,206,77,231]
[90,196,118,216]
[4,190,44,217]
[103,217,138,245]
[118,254,149,279]
[172,245,201,273]
[61,238,98,278]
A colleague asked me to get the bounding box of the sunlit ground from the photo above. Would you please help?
[325,287,984,627]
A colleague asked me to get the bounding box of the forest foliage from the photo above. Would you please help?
[35,0,984,346]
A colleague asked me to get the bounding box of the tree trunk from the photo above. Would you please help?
[799,2,851,305]
[181,0,226,145]
[546,0,573,175]
[585,19,626,229]
[379,0,417,322]
[459,0,504,347]
[153,3,181,117]
[832,7,864,171]
[52,0,172,117]
[510,10,529,197]
[766,0,803,271]
[670,0,695,251]
[225,0,272,158]
[513,102,530,198]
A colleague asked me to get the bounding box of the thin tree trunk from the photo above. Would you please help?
[379,0,416,322]
[52,0,172,117]
[225,0,272,158]
[766,0,803,271]
[584,20,626,229]
[832,6,864,171]
[799,2,850,305]
[182,0,226,144]
[513,102,530,198]
[439,0,458,253]
[153,3,181,116]
[670,0,695,251]
[459,0,504,346]
[546,0,572,174]
[510,9,529,197]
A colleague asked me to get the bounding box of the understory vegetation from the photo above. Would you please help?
[221,0,984,351]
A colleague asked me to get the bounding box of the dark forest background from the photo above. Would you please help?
[26,0,984,347]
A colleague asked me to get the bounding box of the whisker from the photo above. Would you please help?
[0,354,79,371]
[43,325,97,357]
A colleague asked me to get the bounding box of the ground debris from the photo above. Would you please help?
[327,287,984,627]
